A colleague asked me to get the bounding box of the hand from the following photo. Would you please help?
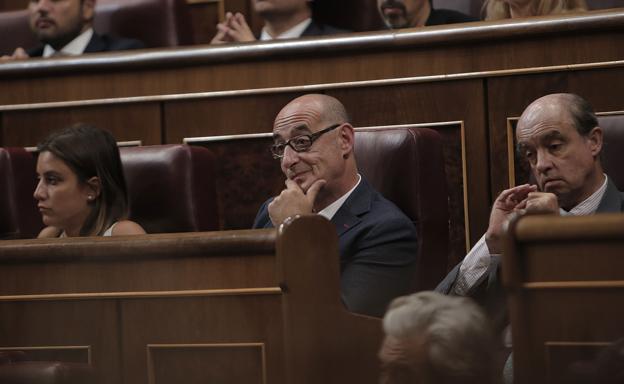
[0,47,29,62]
[515,191,559,215]
[485,184,537,254]
[268,178,326,226]
[210,12,256,44]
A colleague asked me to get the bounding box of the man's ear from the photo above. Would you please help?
[587,126,603,158]
[82,0,96,24]
[84,176,101,202]
[338,123,355,157]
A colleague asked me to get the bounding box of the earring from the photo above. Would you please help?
[87,195,94,201]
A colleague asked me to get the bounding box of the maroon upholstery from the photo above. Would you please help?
[0,10,37,56]
[0,362,93,384]
[119,144,218,234]
[354,127,450,291]
[0,0,193,55]
[95,0,194,48]
[598,114,624,191]
[0,148,44,240]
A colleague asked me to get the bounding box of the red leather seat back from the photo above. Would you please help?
[0,147,43,240]
[120,145,218,233]
[355,127,450,290]
[0,10,37,56]
[95,0,194,47]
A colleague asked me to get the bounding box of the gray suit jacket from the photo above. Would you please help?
[436,178,624,329]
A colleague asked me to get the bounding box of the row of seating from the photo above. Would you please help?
[3,0,623,55]
[0,126,450,292]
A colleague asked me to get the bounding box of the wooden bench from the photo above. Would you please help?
[0,216,382,384]
[502,213,624,383]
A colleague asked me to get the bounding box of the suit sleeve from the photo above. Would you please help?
[340,215,418,318]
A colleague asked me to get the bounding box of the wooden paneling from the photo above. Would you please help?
[2,10,624,105]
[0,217,382,384]
[0,0,22,11]
[503,214,624,383]
[188,0,222,45]
[0,300,121,384]
[147,343,267,384]
[164,92,302,142]
[0,102,162,147]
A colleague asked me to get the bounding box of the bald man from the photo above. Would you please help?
[253,94,418,317]
[437,93,624,330]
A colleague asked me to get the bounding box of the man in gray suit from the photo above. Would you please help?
[437,93,624,330]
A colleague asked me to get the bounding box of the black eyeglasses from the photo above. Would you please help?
[271,123,342,159]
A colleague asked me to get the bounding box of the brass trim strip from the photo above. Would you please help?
[0,287,283,302]
[523,281,624,289]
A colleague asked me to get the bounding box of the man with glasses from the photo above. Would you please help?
[253,94,418,318]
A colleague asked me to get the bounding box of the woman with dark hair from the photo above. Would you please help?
[34,124,145,237]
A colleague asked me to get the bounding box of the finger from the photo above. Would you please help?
[13,47,28,59]
[515,197,529,210]
[285,178,303,191]
[305,179,326,204]
[235,13,251,29]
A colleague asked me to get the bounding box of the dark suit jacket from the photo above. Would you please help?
[436,178,624,329]
[253,177,418,317]
[426,8,479,26]
[301,21,350,37]
[27,32,145,57]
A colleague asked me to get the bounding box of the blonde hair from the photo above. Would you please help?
[483,0,587,20]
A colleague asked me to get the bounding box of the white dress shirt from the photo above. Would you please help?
[260,18,312,40]
[453,174,609,295]
[43,28,93,58]
[317,174,362,220]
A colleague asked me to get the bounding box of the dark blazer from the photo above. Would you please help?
[436,178,624,329]
[253,177,418,317]
[426,8,479,26]
[28,32,145,57]
[301,21,350,37]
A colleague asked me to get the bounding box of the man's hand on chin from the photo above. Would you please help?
[268,178,326,226]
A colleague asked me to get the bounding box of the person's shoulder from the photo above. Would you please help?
[87,33,145,53]
[303,21,351,37]
[26,45,45,57]
[427,8,479,26]
[37,226,62,238]
[110,220,146,236]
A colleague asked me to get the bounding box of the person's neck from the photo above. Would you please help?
[411,3,432,27]
[313,172,360,213]
[561,171,606,211]
[48,24,90,51]
[264,10,311,38]
[509,3,536,18]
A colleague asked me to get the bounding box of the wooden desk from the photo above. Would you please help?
[1,10,624,106]
[0,216,382,384]
[503,213,624,384]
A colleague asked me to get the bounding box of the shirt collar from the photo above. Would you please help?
[318,174,362,220]
[260,18,312,40]
[43,28,93,58]
[560,174,608,216]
